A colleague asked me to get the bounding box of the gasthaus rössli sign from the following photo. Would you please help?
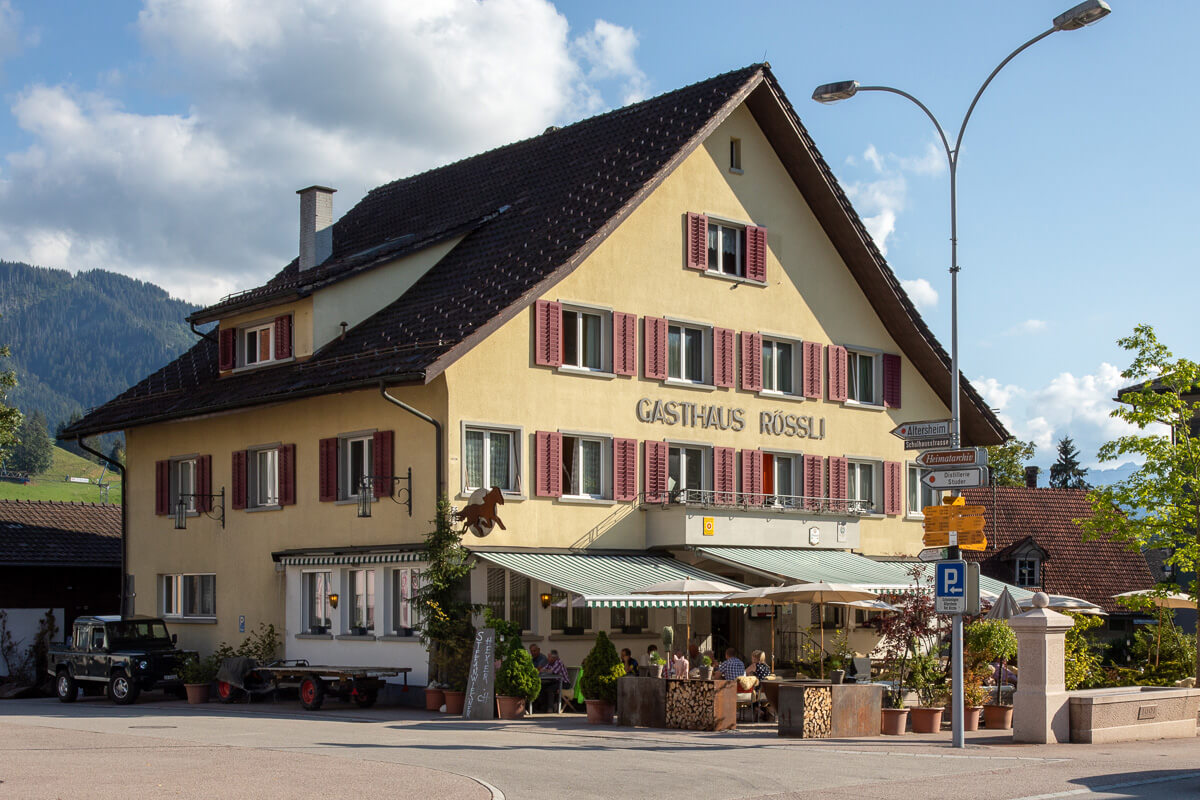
[635,398,826,440]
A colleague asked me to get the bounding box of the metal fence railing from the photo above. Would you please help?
[637,489,874,516]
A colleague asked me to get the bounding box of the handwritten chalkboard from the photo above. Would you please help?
[463,627,496,720]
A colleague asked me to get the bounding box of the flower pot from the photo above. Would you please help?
[880,707,909,735]
[584,699,614,724]
[648,664,664,679]
[910,706,944,734]
[830,669,845,685]
[983,704,1013,730]
[698,666,713,680]
[963,706,983,732]
[443,690,465,715]
[424,687,445,711]
[184,683,210,705]
[496,695,526,719]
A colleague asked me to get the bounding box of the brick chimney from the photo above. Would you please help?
[297,186,336,271]
[1024,466,1040,488]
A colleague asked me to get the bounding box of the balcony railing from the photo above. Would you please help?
[638,490,875,516]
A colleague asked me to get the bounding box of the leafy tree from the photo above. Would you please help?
[1049,436,1090,489]
[416,498,476,691]
[878,564,946,708]
[1082,324,1200,682]
[10,411,54,474]
[0,325,21,463]
[986,438,1036,488]
[1063,612,1103,690]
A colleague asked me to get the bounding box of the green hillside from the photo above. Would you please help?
[0,445,123,503]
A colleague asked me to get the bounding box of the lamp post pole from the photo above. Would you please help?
[813,0,1110,749]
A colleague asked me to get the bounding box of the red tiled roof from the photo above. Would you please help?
[0,500,121,567]
[961,487,1153,612]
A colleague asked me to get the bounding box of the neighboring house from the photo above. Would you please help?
[62,64,1009,684]
[961,484,1154,634]
[0,500,120,676]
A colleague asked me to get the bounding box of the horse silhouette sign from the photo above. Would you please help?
[455,487,507,537]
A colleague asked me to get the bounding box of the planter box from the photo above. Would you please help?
[665,678,735,731]
[1069,687,1200,744]
[617,676,666,728]
[778,682,883,739]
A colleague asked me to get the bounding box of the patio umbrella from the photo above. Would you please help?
[1018,593,1105,615]
[846,598,899,612]
[758,583,877,678]
[1113,590,1198,666]
[633,577,743,664]
[722,586,784,673]
[985,587,1023,621]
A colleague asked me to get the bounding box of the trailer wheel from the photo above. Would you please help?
[55,669,78,703]
[299,677,325,710]
[352,688,378,709]
[216,681,242,704]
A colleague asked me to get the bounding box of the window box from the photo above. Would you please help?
[563,626,586,637]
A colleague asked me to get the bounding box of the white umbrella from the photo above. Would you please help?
[1113,589,1198,666]
[1018,594,1105,614]
[985,587,1023,621]
[762,583,877,679]
[634,577,743,664]
[846,598,899,612]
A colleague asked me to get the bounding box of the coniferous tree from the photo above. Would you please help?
[0,324,21,462]
[10,411,53,474]
[1049,435,1090,489]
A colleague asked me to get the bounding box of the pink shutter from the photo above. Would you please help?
[802,341,823,399]
[740,332,763,392]
[274,315,293,360]
[883,353,902,408]
[196,455,212,513]
[713,327,735,388]
[218,328,235,371]
[643,440,668,503]
[279,444,296,506]
[155,460,170,516]
[612,312,637,376]
[231,450,247,510]
[685,212,708,271]
[643,317,668,380]
[713,447,735,505]
[745,225,768,282]
[884,460,902,515]
[803,454,824,511]
[828,456,848,513]
[613,438,637,502]
[827,345,848,402]
[373,430,394,497]
[533,300,563,367]
[318,437,338,502]
[740,449,763,506]
[535,431,563,498]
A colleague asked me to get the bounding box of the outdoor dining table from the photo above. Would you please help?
[538,675,565,712]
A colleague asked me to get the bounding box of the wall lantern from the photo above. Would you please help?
[174,490,226,530]
[357,468,414,519]
[539,592,553,609]
[328,592,340,609]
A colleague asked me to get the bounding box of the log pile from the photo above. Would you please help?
[666,680,717,730]
[801,686,832,739]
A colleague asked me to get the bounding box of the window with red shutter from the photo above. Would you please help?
[740,449,763,506]
[274,315,293,360]
[685,212,708,271]
[643,440,667,503]
[373,430,394,498]
[534,430,563,498]
[533,300,563,367]
[279,444,296,506]
[612,312,637,376]
[803,454,824,511]
[643,317,668,380]
[155,460,170,515]
[740,332,763,392]
[745,225,767,282]
[613,438,637,502]
[828,456,848,513]
[883,353,902,408]
[802,341,823,399]
[196,455,212,513]
[827,345,848,402]
[713,447,735,504]
[318,437,338,502]
[713,328,735,388]
[231,451,248,510]
[883,461,902,515]
[218,329,235,372]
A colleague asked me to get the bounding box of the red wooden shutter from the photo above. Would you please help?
[534,430,563,498]
[155,459,170,515]
[196,455,212,513]
[884,460,902,515]
[685,212,708,271]
[612,312,637,376]
[713,327,735,388]
[218,328,235,371]
[613,438,637,502]
[318,437,338,502]
[745,225,768,282]
[274,315,293,360]
[828,456,848,513]
[713,447,735,505]
[883,353,902,408]
[827,345,848,402]
[643,440,668,503]
[740,449,763,506]
[231,450,248,510]
[279,444,296,506]
[802,341,823,399]
[740,332,763,392]
[533,300,563,367]
[803,454,824,511]
[643,317,668,380]
[373,430,394,498]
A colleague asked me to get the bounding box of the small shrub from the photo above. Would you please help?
[213,622,281,665]
[907,653,947,707]
[180,653,220,685]
[580,631,622,704]
[964,619,1017,667]
[496,647,541,703]
[1063,612,1104,690]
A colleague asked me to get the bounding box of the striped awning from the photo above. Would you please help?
[695,547,913,591]
[278,551,425,567]
[473,551,748,608]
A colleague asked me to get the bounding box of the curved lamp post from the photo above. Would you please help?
[812,0,1111,749]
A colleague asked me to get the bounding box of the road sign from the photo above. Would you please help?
[904,436,953,451]
[922,503,985,518]
[921,467,989,489]
[922,514,987,534]
[918,547,948,562]
[891,420,953,440]
[915,447,989,468]
[935,560,981,615]
[923,531,988,549]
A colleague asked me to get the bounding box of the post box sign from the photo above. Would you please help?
[636,398,826,440]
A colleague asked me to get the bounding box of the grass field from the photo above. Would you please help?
[0,446,123,504]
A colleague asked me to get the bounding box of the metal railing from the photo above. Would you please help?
[637,489,874,516]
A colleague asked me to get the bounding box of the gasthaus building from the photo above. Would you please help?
[64,64,1007,689]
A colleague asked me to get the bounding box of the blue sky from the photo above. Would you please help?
[0,1,1193,471]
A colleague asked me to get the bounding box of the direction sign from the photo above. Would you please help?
[918,547,948,563]
[891,420,953,440]
[923,531,988,549]
[904,436,952,451]
[915,448,988,468]
[922,515,987,533]
[922,503,986,518]
[921,467,989,489]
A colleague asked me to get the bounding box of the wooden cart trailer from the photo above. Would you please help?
[216,660,410,710]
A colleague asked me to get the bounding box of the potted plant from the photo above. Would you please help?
[647,651,666,679]
[828,629,854,684]
[424,681,446,711]
[495,647,540,719]
[180,653,218,704]
[580,631,623,724]
[908,653,947,734]
[965,619,1018,730]
[828,657,845,685]
[877,565,946,735]
[698,655,713,680]
[962,665,990,731]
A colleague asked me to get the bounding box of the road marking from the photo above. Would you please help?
[1008,771,1200,800]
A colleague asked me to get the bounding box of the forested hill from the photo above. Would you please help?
[0,261,200,432]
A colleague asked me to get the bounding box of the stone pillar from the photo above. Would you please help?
[1009,591,1074,743]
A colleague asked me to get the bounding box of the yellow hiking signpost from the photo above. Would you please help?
[922,498,988,550]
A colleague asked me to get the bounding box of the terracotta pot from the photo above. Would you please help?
[880,707,909,735]
[443,690,465,715]
[983,704,1013,730]
[910,706,944,734]
[184,683,210,705]
[963,706,983,731]
[424,687,445,711]
[496,695,526,720]
[584,699,614,724]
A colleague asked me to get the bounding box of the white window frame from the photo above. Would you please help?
[347,568,376,633]
[248,445,280,509]
[667,442,711,502]
[160,573,215,620]
[847,459,880,514]
[706,220,745,277]
[846,348,882,406]
[560,304,611,373]
[170,456,197,514]
[240,321,276,368]
[666,320,710,385]
[389,568,420,635]
[461,422,523,496]
[763,452,800,507]
[550,589,592,632]
[339,432,374,500]
[906,462,944,518]
[1015,558,1040,588]
[303,570,333,632]
[561,433,611,500]
[761,336,800,396]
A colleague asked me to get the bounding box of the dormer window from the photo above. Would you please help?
[218,315,293,372]
[242,322,276,367]
[1015,558,1040,588]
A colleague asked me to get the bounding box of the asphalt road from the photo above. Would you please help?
[1,695,1197,800]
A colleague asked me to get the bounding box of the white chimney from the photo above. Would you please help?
[297,185,336,271]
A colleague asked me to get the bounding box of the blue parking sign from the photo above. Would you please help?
[935,561,966,614]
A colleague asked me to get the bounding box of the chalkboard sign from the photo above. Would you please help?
[463,627,496,720]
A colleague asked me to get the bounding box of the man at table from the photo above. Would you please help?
[541,649,569,684]
[718,648,745,680]
[620,648,639,675]
[529,643,548,669]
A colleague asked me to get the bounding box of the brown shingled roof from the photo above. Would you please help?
[0,500,121,567]
[961,487,1153,613]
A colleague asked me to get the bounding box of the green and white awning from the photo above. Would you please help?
[695,547,913,591]
[473,551,748,608]
[278,551,426,567]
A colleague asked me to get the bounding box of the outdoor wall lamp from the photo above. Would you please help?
[540,592,553,609]
[328,593,339,609]
[174,490,226,530]
[357,468,414,518]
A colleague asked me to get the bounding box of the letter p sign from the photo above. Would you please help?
[936,561,965,598]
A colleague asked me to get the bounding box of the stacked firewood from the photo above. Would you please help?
[665,680,717,729]
[801,686,832,738]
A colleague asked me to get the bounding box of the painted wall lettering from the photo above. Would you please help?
[635,398,824,439]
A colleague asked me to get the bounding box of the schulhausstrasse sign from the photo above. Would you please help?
[635,398,826,440]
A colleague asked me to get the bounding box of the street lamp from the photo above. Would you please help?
[812,0,1109,749]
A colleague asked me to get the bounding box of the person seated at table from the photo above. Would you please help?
[646,644,659,662]
[620,648,639,675]
[687,642,701,665]
[671,651,689,679]
[745,649,770,680]
[718,647,745,680]
[541,649,569,684]
[529,643,548,669]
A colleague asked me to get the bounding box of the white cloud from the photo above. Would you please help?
[840,138,944,257]
[975,377,1025,413]
[0,1,23,67]
[0,1,647,303]
[897,140,946,176]
[1005,319,1047,336]
[900,277,938,312]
